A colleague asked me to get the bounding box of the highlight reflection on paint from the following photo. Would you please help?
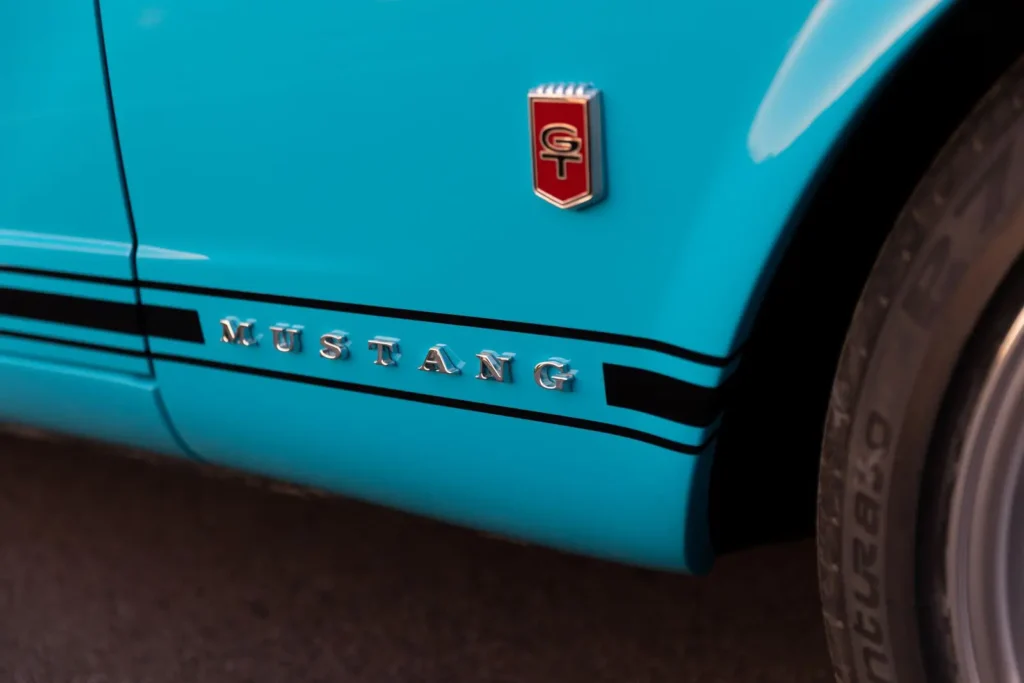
[748,0,947,163]
[137,245,209,261]
[0,228,131,257]
[0,229,207,260]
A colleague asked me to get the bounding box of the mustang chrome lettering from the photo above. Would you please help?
[534,358,575,392]
[475,351,514,383]
[319,331,350,360]
[418,344,461,375]
[219,317,259,346]
[528,84,604,210]
[216,320,577,393]
[368,337,400,366]
[269,324,303,353]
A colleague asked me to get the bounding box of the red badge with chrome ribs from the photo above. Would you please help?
[528,84,605,210]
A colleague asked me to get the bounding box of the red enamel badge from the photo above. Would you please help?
[528,84,605,210]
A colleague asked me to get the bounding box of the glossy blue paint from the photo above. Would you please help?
[97,0,952,359]
[0,334,146,378]
[153,359,712,572]
[0,0,152,399]
[0,355,187,458]
[78,0,955,570]
[140,287,718,570]
[0,1,134,281]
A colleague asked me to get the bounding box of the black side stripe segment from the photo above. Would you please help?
[1,288,139,334]
[143,306,205,343]
[0,267,737,367]
[149,353,713,456]
[603,363,727,427]
[0,288,204,343]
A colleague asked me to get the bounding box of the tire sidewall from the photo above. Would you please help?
[821,62,1024,683]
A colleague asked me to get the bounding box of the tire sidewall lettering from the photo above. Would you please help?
[832,73,1024,683]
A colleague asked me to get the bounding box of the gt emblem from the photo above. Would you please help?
[528,84,605,210]
[539,124,583,179]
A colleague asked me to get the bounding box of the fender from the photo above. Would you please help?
[670,0,953,358]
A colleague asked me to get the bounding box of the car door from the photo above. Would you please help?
[0,2,199,455]
[95,0,742,569]
[0,2,148,378]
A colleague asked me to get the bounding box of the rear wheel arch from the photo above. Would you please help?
[710,1,1024,556]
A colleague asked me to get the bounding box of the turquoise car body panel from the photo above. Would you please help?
[0,356,187,458]
[155,360,713,571]
[0,1,136,281]
[0,0,953,571]
[95,0,949,358]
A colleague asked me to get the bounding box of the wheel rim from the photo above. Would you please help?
[949,305,1024,683]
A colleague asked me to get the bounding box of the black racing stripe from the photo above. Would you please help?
[0,287,203,343]
[0,288,141,334]
[0,329,147,356]
[150,353,714,456]
[0,266,739,367]
[143,306,205,343]
[138,280,737,366]
[603,363,727,427]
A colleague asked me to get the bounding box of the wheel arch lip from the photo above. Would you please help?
[712,1,1024,558]
[746,0,951,164]
[663,0,955,361]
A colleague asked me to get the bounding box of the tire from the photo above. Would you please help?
[818,55,1024,683]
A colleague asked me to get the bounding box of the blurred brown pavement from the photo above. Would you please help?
[0,435,832,683]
